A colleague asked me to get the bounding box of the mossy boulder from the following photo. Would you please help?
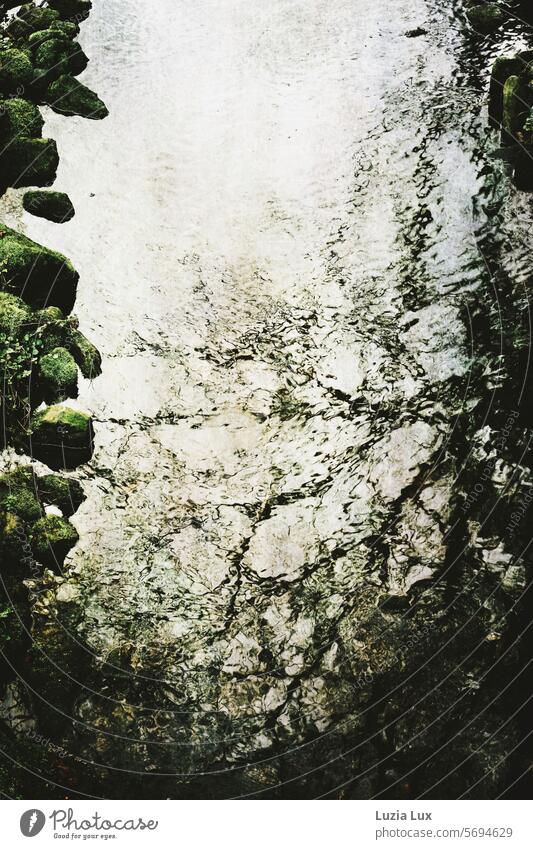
[37,473,84,516]
[29,514,78,569]
[47,0,92,20]
[34,36,88,83]
[502,75,523,140]
[44,73,108,119]
[0,468,41,523]
[0,224,79,312]
[467,3,507,33]
[29,404,94,469]
[7,4,60,38]
[488,55,533,127]
[0,47,34,95]
[38,346,78,401]
[0,136,59,188]
[23,189,75,223]
[0,97,43,140]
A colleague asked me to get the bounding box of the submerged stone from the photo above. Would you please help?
[44,73,108,119]
[23,190,75,223]
[0,224,78,312]
[29,404,93,469]
[488,56,528,127]
[502,75,522,140]
[30,514,78,569]
[38,346,78,402]
[467,4,507,33]
[34,36,88,82]
[0,137,58,188]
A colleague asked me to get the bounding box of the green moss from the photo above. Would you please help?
[38,346,78,401]
[0,224,78,313]
[47,0,92,20]
[45,74,108,119]
[30,514,78,570]
[0,48,34,95]
[23,190,75,223]
[467,4,507,33]
[29,404,94,470]
[0,98,43,140]
[0,488,41,523]
[0,292,30,332]
[37,474,84,516]
[70,329,101,378]
[502,75,522,139]
[8,4,60,38]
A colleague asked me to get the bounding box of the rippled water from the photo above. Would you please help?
[1,0,532,798]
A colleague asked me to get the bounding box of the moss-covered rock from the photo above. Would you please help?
[37,473,84,516]
[0,97,43,140]
[29,404,93,469]
[47,0,92,20]
[0,468,41,523]
[69,328,101,378]
[30,514,78,569]
[0,47,34,95]
[23,189,75,223]
[502,75,523,140]
[467,3,507,33]
[38,346,78,401]
[44,73,108,119]
[0,136,59,188]
[34,36,88,83]
[0,291,31,332]
[0,224,79,312]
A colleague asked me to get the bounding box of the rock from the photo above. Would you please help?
[69,329,101,378]
[0,97,43,139]
[46,0,92,20]
[34,36,88,82]
[502,75,522,140]
[7,3,60,38]
[488,56,530,127]
[0,469,41,523]
[0,225,78,312]
[0,47,34,95]
[29,404,93,469]
[23,190,75,223]
[0,137,58,188]
[37,474,84,516]
[467,3,507,33]
[405,27,427,38]
[38,346,78,402]
[30,514,78,569]
[44,74,108,119]
[0,291,30,332]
